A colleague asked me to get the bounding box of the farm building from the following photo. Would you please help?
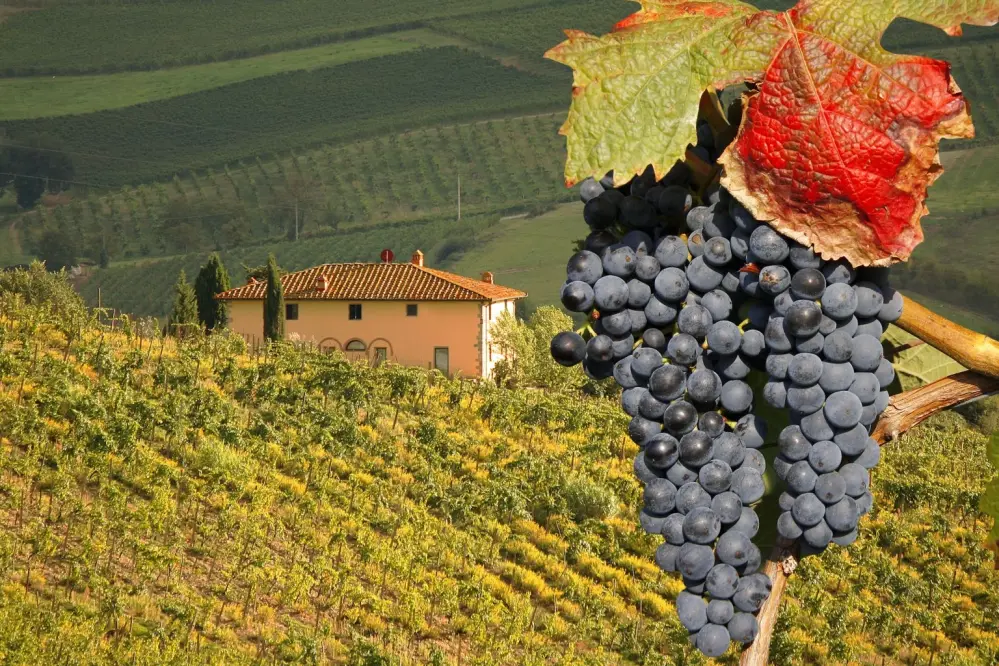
[215,250,527,378]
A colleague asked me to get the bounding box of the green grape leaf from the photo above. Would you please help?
[884,325,965,390]
[544,0,786,187]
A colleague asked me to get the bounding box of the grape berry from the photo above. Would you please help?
[550,116,900,656]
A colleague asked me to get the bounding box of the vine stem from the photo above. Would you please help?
[739,294,999,666]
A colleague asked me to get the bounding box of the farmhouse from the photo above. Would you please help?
[216,250,527,378]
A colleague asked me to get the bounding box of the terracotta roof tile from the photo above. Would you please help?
[216,263,527,302]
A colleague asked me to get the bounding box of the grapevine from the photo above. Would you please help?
[544,0,999,660]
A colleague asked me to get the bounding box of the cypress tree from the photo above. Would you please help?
[195,252,231,331]
[263,254,285,341]
[168,269,199,338]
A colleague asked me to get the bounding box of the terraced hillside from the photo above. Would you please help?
[0,270,997,665]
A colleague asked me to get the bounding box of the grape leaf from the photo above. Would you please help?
[546,0,999,263]
[884,325,964,390]
[719,0,999,266]
[544,0,786,187]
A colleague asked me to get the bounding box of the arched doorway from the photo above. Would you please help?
[368,337,393,366]
[344,339,367,363]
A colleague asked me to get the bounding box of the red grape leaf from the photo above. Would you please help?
[718,0,999,266]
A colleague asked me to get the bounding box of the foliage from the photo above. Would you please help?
[34,228,77,272]
[490,305,591,392]
[545,0,998,264]
[167,269,199,338]
[884,326,965,390]
[5,48,561,188]
[0,133,75,209]
[983,433,999,560]
[263,254,284,342]
[195,253,231,332]
[0,292,995,664]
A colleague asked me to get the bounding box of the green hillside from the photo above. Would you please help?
[17,114,572,265]
[0,0,571,75]
[3,47,563,188]
[0,31,463,121]
[0,270,997,665]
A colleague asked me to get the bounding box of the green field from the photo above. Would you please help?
[0,31,465,120]
[3,47,564,187]
[19,114,573,262]
[446,203,585,313]
[0,0,575,75]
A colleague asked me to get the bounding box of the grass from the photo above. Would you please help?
[444,203,586,313]
[0,0,573,75]
[4,47,563,187]
[0,31,464,121]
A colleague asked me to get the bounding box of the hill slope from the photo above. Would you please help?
[0,269,997,665]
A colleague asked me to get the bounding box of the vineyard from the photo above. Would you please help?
[19,113,573,264]
[0,32,463,121]
[2,47,562,188]
[0,0,575,76]
[0,267,997,665]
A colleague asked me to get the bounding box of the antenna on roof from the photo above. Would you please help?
[380,249,394,263]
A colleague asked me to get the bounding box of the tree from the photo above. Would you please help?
[263,254,284,342]
[36,229,77,272]
[282,172,323,241]
[98,244,110,269]
[167,270,199,338]
[1,134,75,209]
[194,253,231,332]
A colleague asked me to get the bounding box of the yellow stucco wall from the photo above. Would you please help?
[226,298,517,378]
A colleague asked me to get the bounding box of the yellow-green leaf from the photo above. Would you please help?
[884,325,965,390]
[544,0,785,187]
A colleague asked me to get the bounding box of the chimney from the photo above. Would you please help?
[314,274,329,292]
[411,250,424,267]
[481,271,494,284]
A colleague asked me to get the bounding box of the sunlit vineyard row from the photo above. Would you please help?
[22,114,572,263]
[1,268,997,665]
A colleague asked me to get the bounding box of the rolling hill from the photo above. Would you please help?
[0,269,996,665]
[1,0,999,334]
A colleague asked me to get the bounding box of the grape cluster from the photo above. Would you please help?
[763,266,902,552]
[549,110,901,656]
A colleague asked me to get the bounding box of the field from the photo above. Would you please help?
[0,0,575,75]
[446,204,587,314]
[0,31,465,121]
[3,47,564,188]
[0,275,997,665]
[19,114,573,263]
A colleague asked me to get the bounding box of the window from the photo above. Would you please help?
[345,340,366,352]
[349,303,362,320]
[375,347,387,365]
[434,347,449,374]
[406,303,418,317]
[285,303,299,320]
